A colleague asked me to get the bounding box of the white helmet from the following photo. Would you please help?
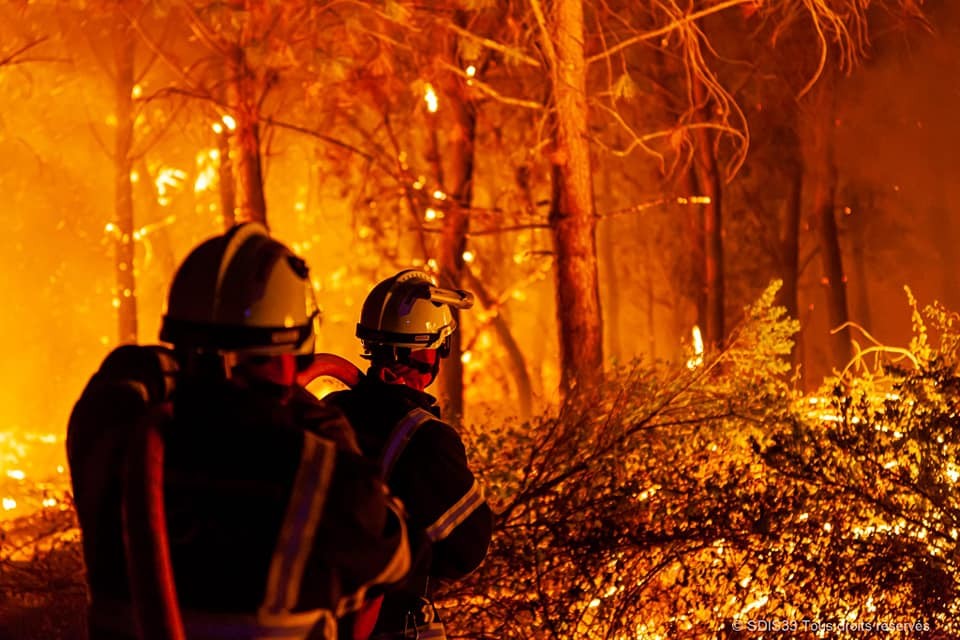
[160,223,320,356]
[356,269,474,354]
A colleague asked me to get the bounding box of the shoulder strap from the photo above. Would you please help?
[379,408,435,481]
[96,344,179,404]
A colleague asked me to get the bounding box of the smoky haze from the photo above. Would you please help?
[0,2,958,452]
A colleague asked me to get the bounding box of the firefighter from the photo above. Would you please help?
[326,269,494,638]
[67,223,418,640]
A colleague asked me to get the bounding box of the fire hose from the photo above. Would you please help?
[121,353,363,640]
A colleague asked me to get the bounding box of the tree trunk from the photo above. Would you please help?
[216,123,236,230]
[683,168,707,332]
[782,154,803,367]
[436,88,475,422]
[548,0,603,399]
[692,79,724,349]
[780,157,802,326]
[807,69,851,366]
[114,14,137,345]
[435,13,476,422]
[227,47,267,226]
[847,193,872,333]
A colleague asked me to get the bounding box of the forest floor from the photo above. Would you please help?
[0,508,87,640]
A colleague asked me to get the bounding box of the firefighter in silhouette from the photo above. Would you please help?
[327,270,493,638]
[67,223,418,640]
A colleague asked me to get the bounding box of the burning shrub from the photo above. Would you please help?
[442,284,957,638]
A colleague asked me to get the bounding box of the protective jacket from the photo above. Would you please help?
[326,376,492,637]
[67,346,415,640]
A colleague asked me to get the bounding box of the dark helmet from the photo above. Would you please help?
[160,223,319,356]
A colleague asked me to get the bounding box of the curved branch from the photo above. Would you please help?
[0,37,49,67]
[440,61,544,110]
[586,0,756,65]
[262,116,375,162]
[438,19,541,68]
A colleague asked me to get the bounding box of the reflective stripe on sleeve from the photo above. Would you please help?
[424,479,485,543]
[261,432,336,616]
[379,408,434,480]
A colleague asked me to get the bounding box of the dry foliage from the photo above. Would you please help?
[441,283,957,638]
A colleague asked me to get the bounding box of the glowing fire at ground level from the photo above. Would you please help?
[0,430,71,524]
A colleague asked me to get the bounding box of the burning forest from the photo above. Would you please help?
[2,0,960,637]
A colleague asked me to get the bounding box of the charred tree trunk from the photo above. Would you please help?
[807,69,851,366]
[436,52,476,422]
[776,98,803,329]
[227,47,267,227]
[780,156,802,326]
[547,0,603,399]
[114,15,137,345]
[782,153,803,367]
[847,193,873,333]
[692,79,724,349]
[432,12,478,422]
[684,167,707,332]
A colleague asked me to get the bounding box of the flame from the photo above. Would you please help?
[155,167,187,206]
[739,594,768,616]
[686,325,704,369]
[676,195,711,205]
[424,83,439,113]
[194,149,220,194]
[0,429,72,522]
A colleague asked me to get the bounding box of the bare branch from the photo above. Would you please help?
[124,5,213,99]
[417,222,550,236]
[527,0,557,70]
[437,19,541,68]
[261,116,375,162]
[439,61,544,110]
[586,0,757,65]
[0,37,53,67]
[178,1,232,59]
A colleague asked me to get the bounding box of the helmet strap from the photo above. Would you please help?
[438,336,452,359]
